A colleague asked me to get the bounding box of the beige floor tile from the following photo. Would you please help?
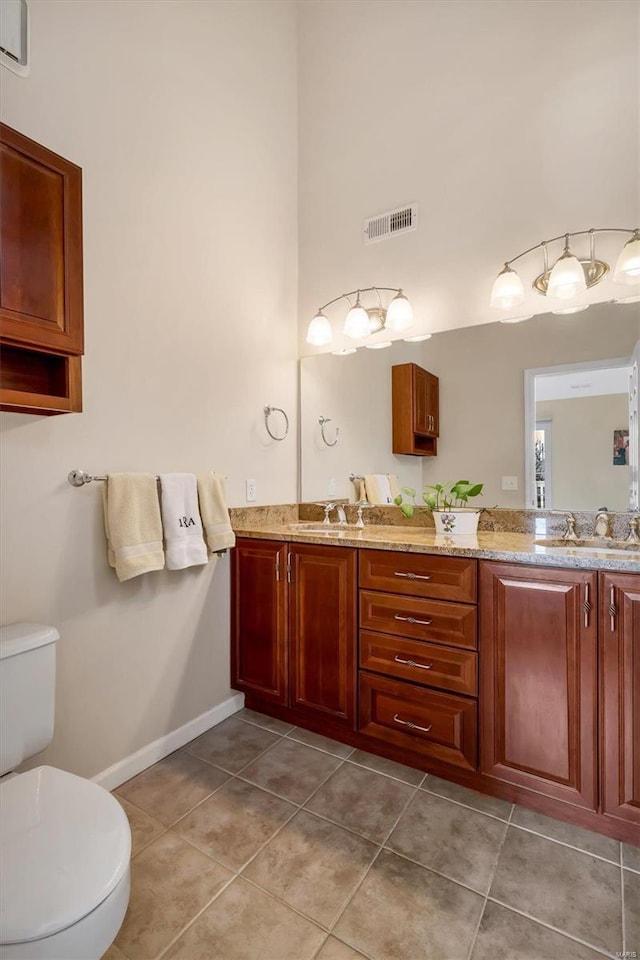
[115,831,232,960]
[163,878,326,960]
[623,842,640,873]
[184,715,279,772]
[174,777,296,871]
[387,789,507,894]
[101,944,127,960]
[511,805,620,861]
[306,763,414,843]
[349,749,424,785]
[287,727,355,758]
[625,869,640,953]
[244,810,377,926]
[116,751,229,826]
[490,827,623,955]
[422,773,513,820]
[114,796,165,857]
[315,938,368,960]
[471,901,605,960]
[237,707,295,735]
[240,737,342,804]
[334,848,483,960]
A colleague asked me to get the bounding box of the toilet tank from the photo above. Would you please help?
[0,623,58,776]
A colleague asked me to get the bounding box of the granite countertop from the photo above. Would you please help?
[231,519,640,573]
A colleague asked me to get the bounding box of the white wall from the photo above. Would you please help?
[0,0,298,778]
[298,0,639,355]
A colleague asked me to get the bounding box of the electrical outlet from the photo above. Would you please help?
[502,476,518,491]
[328,477,337,496]
[245,479,257,502]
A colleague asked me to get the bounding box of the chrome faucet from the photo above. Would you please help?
[560,513,579,541]
[314,502,347,525]
[594,510,613,539]
[625,515,640,544]
[335,505,347,525]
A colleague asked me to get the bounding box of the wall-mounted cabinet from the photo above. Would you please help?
[392,362,439,456]
[0,124,84,414]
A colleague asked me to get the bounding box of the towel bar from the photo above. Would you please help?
[68,469,227,487]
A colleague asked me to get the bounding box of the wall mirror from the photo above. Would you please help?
[299,302,640,511]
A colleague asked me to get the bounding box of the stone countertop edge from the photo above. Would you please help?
[230,523,640,573]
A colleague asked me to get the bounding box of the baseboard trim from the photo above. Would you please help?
[92,692,245,791]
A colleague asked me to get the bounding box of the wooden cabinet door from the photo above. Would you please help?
[426,372,439,435]
[289,544,357,728]
[480,562,598,810]
[600,573,640,826]
[413,365,430,434]
[1,124,83,355]
[231,539,288,706]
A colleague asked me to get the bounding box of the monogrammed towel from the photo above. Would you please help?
[158,473,208,571]
[196,473,236,553]
[103,474,165,582]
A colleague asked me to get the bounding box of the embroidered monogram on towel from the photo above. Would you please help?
[158,474,209,570]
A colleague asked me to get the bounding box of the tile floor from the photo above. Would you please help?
[103,709,639,960]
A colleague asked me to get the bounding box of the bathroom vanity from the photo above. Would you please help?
[231,517,639,845]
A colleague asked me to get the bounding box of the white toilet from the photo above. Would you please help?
[0,624,131,960]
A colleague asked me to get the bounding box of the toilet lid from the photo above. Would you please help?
[0,765,131,944]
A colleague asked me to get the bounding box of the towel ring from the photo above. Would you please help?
[319,416,339,447]
[264,405,289,441]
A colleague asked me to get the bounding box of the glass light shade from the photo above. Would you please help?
[613,294,640,304]
[404,333,432,342]
[499,314,533,325]
[547,252,586,300]
[343,302,370,339]
[306,310,332,346]
[332,347,357,356]
[613,234,640,284]
[490,266,525,309]
[385,291,414,332]
[365,341,392,350]
[552,304,589,315]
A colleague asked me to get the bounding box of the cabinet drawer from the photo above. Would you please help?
[359,672,477,771]
[360,550,476,603]
[360,590,477,650]
[360,630,477,696]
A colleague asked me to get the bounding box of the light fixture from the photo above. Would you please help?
[365,341,392,350]
[613,294,640,304]
[404,333,432,342]
[499,314,533,324]
[305,286,415,347]
[489,227,639,313]
[305,310,332,347]
[331,347,357,356]
[614,230,640,283]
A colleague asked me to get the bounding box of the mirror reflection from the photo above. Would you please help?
[300,303,639,511]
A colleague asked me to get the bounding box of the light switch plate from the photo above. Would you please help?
[328,477,337,496]
[502,476,518,491]
[245,479,257,502]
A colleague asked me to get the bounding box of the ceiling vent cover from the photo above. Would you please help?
[363,203,418,245]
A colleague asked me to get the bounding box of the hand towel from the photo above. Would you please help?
[197,473,236,553]
[158,473,209,570]
[364,474,400,505]
[103,474,165,582]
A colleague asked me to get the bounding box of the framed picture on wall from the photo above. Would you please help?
[613,429,629,466]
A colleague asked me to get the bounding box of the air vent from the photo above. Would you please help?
[363,203,418,245]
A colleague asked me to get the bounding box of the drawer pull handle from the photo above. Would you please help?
[394,571,431,581]
[393,713,432,734]
[394,655,432,670]
[609,585,617,632]
[394,614,433,626]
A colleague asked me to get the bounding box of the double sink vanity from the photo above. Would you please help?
[230,505,639,845]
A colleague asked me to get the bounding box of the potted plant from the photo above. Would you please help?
[394,480,484,535]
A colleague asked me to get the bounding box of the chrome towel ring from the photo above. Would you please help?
[319,416,339,447]
[264,405,289,441]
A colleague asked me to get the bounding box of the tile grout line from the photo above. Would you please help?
[620,840,626,956]
[485,895,619,960]
[418,782,516,824]
[464,800,515,960]
[153,870,238,960]
[505,821,624,868]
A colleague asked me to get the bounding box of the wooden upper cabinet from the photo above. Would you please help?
[231,539,288,706]
[480,561,598,810]
[392,362,439,456]
[289,543,357,728]
[1,124,83,354]
[600,572,640,827]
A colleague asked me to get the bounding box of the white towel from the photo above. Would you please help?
[102,474,165,582]
[197,473,236,553]
[158,473,209,570]
[364,474,400,505]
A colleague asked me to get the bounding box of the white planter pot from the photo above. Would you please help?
[432,509,481,536]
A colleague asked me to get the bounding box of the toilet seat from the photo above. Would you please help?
[0,765,131,946]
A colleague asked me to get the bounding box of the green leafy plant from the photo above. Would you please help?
[394,480,484,519]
